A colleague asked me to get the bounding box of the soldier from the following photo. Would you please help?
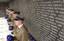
[6,8,20,41]
[6,8,20,29]
[6,8,15,41]
[13,16,29,41]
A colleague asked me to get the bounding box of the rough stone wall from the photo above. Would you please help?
[35,0,64,41]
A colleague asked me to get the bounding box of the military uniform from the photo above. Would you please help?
[6,13,21,41]
[13,25,29,41]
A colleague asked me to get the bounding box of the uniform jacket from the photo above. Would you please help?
[13,25,29,41]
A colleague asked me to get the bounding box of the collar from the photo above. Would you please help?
[18,24,23,28]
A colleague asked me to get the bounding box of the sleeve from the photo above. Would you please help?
[21,31,25,41]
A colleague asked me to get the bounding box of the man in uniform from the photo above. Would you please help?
[6,8,20,41]
[13,16,29,41]
[6,8,20,30]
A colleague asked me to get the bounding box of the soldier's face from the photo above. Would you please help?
[6,9,14,16]
[14,20,23,26]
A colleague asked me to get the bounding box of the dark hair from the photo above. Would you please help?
[7,8,20,14]
[7,8,15,11]
[14,11,20,14]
